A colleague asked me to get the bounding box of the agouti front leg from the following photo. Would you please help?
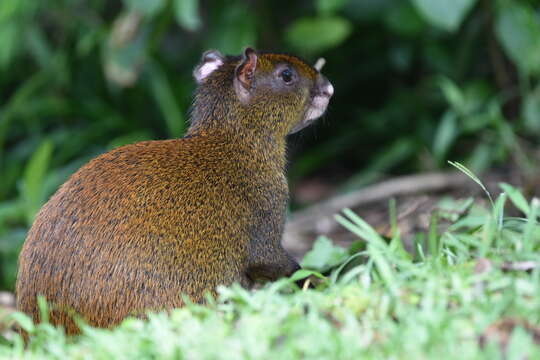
[245,204,301,283]
[246,261,301,283]
[246,243,300,282]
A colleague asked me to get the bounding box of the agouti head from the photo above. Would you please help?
[190,47,333,137]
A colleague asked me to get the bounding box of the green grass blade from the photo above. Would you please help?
[493,192,507,232]
[147,61,186,138]
[22,139,53,225]
[523,198,540,250]
[499,182,531,215]
[448,161,493,207]
[428,212,440,257]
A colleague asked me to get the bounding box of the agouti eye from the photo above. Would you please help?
[281,69,293,84]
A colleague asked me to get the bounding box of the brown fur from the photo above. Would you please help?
[16,49,331,334]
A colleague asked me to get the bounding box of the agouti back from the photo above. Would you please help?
[16,48,333,333]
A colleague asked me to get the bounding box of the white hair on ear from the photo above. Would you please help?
[313,58,326,72]
[193,50,224,84]
[195,59,222,81]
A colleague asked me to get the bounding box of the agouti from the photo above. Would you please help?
[16,47,334,333]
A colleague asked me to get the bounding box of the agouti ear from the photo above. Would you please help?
[234,47,258,104]
[193,50,225,84]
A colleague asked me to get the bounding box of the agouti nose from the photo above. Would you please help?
[317,75,334,97]
[323,82,334,97]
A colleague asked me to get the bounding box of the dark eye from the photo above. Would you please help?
[281,69,293,84]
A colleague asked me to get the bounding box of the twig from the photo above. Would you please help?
[0,291,15,308]
[501,261,538,271]
[302,278,311,291]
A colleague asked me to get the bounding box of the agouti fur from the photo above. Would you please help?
[16,48,334,334]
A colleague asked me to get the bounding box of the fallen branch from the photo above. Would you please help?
[285,171,470,235]
[501,261,538,272]
[282,171,471,256]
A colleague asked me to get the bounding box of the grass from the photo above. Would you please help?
[1,173,540,359]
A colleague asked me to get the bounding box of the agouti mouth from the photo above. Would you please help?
[288,98,328,134]
[306,94,331,120]
[289,74,333,134]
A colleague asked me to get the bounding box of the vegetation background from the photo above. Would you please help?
[1,0,540,293]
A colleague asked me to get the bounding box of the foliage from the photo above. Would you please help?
[2,177,540,358]
[1,0,540,290]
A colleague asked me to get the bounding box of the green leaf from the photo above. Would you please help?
[301,236,348,271]
[523,198,539,248]
[499,183,530,216]
[467,143,492,174]
[174,0,201,31]
[339,208,387,246]
[428,212,440,257]
[523,90,540,132]
[25,25,52,68]
[0,200,25,225]
[9,312,35,333]
[384,3,425,37]
[0,21,18,68]
[433,111,458,163]
[506,326,540,360]
[108,131,153,149]
[495,2,540,75]
[411,0,477,32]
[122,0,165,17]
[147,61,186,138]
[438,77,466,113]
[493,192,506,231]
[0,0,20,20]
[0,334,9,347]
[37,295,50,324]
[77,27,105,57]
[369,243,398,295]
[289,269,325,282]
[329,252,365,283]
[207,4,256,54]
[22,139,53,224]
[103,12,149,87]
[286,16,352,54]
[316,0,349,15]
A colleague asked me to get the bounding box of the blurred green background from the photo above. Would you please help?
[1,0,539,290]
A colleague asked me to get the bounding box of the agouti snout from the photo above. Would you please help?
[16,47,333,333]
